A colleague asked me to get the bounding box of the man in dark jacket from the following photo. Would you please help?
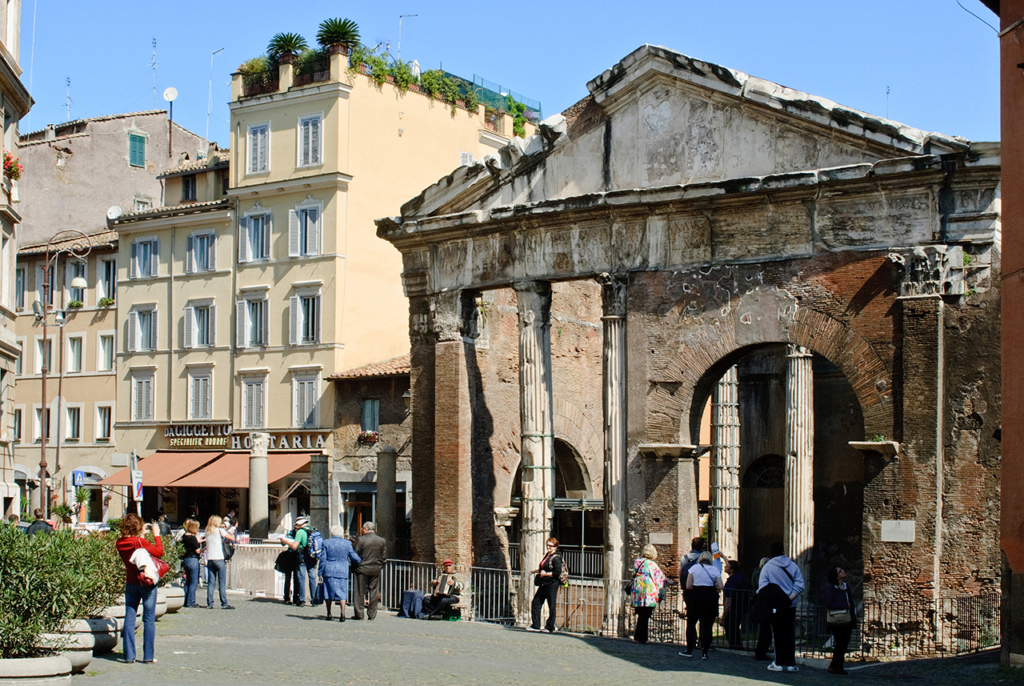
[352,521,388,620]
[25,508,54,537]
[677,537,705,657]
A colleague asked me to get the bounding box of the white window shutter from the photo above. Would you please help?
[208,235,216,270]
[183,306,194,349]
[262,299,270,345]
[289,295,300,345]
[312,119,320,164]
[127,310,138,352]
[294,380,302,428]
[239,218,250,263]
[315,295,322,343]
[201,377,210,419]
[209,305,217,346]
[255,382,264,427]
[186,236,195,273]
[152,240,160,276]
[236,301,247,348]
[143,379,153,420]
[288,210,300,257]
[264,215,272,258]
[130,242,138,278]
[191,376,199,419]
[258,127,268,171]
[307,379,317,427]
[310,209,320,256]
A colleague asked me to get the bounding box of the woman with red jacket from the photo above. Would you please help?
[115,513,163,663]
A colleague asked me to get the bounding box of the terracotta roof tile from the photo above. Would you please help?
[330,354,411,380]
[18,230,118,256]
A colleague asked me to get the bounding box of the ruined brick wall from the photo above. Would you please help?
[408,296,436,562]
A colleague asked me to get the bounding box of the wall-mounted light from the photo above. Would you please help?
[403,389,411,411]
[398,128,404,137]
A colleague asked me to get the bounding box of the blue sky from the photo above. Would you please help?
[21,1,999,145]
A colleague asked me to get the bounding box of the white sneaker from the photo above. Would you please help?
[783,665,799,672]
[526,627,544,632]
[767,662,783,672]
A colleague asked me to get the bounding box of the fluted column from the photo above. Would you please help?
[784,345,814,579]
[248,432,270,539]
[710,366,740,560]
[600,275,627,632]
[516,281,554,623]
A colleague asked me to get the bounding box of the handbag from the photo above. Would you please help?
[131,540,170,587]
[222,536,235,561]
[274,549,296,573]
[827,607,853,625]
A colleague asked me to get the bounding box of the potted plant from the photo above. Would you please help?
[4,150,22,181]
[267,32,308,64]
[68,300,83,309]
[52,502,74,527]
[316,18,360,55]
[98,297,115,307]
[357,430,379,444]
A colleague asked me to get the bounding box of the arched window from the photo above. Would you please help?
[743,454,785,488]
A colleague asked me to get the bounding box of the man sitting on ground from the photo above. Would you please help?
[420,559,463,618]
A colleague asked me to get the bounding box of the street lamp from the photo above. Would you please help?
[33,230,91,517]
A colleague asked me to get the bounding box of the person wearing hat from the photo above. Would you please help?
[280,516,314,606]
[420,559,462,618]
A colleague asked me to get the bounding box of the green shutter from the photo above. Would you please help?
[129,134,145,167]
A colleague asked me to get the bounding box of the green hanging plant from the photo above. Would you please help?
[506,95,527,138]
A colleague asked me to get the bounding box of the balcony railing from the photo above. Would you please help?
[242,70,280,97]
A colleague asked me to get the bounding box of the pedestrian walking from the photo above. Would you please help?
[115,513,162,663]
[319,525,361,621]
[205,515,235,609]
[181,518,202,608]
[824,565,856,675]
[721,559,750,649]
[758,541,805,673]
[352,521,387,620]
[527,537,563,633]
[630,543,670,644]
[280,516,315,606]
[681,551,723,660]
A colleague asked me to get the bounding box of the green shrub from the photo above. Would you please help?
[316,18,360,52]
[363,52,389,87]
[389,60,414,92]
[507,96,527,138]
[294,48,329,77]
[419,70,444,99]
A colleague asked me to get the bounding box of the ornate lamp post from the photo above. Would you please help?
[32,230,91,516]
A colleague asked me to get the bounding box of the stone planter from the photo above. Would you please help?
[0,655,72,684]
[162,585,185,613]
[37,632,94,674]
[100,602,141,630]
[64,617,119,655]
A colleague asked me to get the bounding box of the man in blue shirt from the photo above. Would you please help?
[757,541,805,673]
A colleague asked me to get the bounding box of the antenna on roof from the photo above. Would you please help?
[152,38,158,110]
[886,86,890,119]
[65,77,72,122]
[398,14,417,62]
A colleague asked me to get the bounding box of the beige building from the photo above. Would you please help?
[0,0,33,516]
[105,47,530,531]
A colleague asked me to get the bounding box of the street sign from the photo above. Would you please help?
[72,470,85,487]
[130,469,143,501]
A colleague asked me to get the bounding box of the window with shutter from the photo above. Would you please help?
[127,310,138,352]
[243,377,266,429]
[99,335,114,371]
[238,217,250,263]
[67,407,81,440]
[134,374,154,421]
[236,301,248,348]
[299,115,322,166]
[248,123,269,173]
[460,151,474,167]
[129,134,145,167]
[67,337,82,373]
[183,306,194,348]
[361,399,380,432]
[186,236,195,273]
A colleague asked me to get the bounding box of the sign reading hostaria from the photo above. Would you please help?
[163,424,329,451]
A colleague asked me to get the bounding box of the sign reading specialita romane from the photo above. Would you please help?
[163,424,329,451]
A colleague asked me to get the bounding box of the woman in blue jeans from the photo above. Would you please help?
[114,513,163,663]
[181,519,202,607]
[205,515,235,609]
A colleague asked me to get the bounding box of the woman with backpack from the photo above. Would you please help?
[527,537,563,633]
[684,551,724,660]
[630,544,671,644]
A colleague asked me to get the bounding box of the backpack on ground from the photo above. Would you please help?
[306,529,323,562]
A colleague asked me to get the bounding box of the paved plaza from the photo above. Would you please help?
[81,595,1019,686]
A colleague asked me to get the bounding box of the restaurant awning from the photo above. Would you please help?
[97,451,225,487]
[168,452,313,489]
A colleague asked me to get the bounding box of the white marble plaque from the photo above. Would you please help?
[648,532,674,545]
[880,520,916,543]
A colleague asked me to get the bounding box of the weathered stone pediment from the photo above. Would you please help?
[391,45,971,224]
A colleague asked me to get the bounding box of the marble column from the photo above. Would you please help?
[376,445,398,559]
[516,281,554,623]
[710,366,740,561]
[784,345,814,579]
[600,275,627,632]
[248,432,270,539]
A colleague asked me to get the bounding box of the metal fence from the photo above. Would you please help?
[241,70,279,97]
[507,544,604,578]
[226,547,999,660]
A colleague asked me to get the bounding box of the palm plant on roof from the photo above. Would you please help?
[267,32,308,62]
[317,18,360,54]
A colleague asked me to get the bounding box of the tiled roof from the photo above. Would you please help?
[330,354,411,380]
[18,230,118,256]
[157,149,230,179]
[20,110,169,139]
[111,198,232,223]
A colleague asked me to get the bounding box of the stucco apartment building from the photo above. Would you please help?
[11,111,207,518]
[104,46,529,534]
[0,0,33,517]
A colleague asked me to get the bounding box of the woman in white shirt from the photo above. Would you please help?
[686,551,724,660]
[204,515,235,610]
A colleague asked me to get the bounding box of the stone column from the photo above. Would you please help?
[248,432,270,539]
[376,445,398,559]
[600,275,627,632]
[710,366,740,560]
[516,281,554,623]
[408,293,436,562]
[432,291,474,566]
[784,346,814,579]
[310,452,329,535]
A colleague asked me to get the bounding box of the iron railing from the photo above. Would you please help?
[225,546,999,660]
[242,70,279,97]
[507,544,604,578]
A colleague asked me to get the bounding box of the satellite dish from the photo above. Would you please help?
[107,206,123,220]
[163,87,178,103]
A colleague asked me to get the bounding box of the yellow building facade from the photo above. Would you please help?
[107,49,528,531]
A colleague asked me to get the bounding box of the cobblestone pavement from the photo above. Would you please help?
[81,595,1022,685]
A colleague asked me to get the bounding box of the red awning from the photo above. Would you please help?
[168,452,313,489]
[97,451,225,487]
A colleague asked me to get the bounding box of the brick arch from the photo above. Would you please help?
[647,306,893,445]
[492,398,603,508]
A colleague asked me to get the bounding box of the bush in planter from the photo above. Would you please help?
[97,297,115,307]
[0,527,121,658]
